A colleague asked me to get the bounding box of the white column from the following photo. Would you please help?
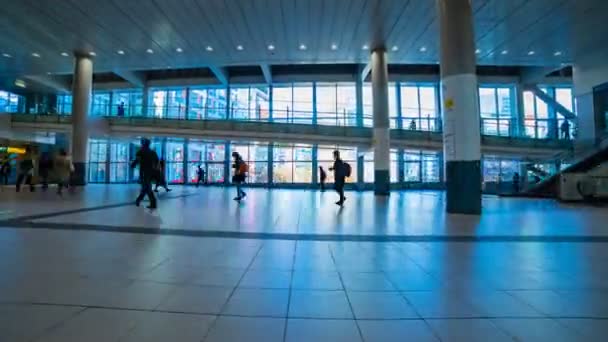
[371,48,390,195]
[71,53,93,185]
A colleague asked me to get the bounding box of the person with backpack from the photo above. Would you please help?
[16,146,36,192]
[232,152,248,201]
[329,150,350,206]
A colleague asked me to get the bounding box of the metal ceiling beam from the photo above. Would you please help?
[22,75,71,93]
[113,70,147,88]
[524,85,576,120]
[519,66,561,85]
[209,66,229,85]
[260,64,272,84]
[361,62,372,82]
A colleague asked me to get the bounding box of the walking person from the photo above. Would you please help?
[512,172,520,194]
[561,120,571,140]
[232,152,248,201]
[154,158,172,192]
[131,138,159,209]
[319,166,327,191]
[196,165,206,187]
[38,152,52,191]
[329,150,350,206]
[54,149,73,195]
[15,146,35,192]
[0,154,11,187]
[117,101,125,117]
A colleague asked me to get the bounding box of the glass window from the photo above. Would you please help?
[272,143,312,183]
[250,86,270,121]
[317,83,337,126]
[400,84,439,131]
[167,89,187,119]
[187,140,226,183]
[478,86,514,136]
[231,142,269,183]
[230,87,251,120]
[109,142,129,182]
[91,91,111,116]
[0,91,23,113]
[57,94,72,115]
[363,150,399,183]
[111,90,143,116]
[150,89,167,118]
[293,84,313,124]
[166,140,185,183]
[362,84,373,127]
[336,84,357,126]
[317,145,357,183]
[272,85,292,123]
[88,139,107,183]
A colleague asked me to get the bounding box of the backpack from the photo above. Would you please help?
[343,162,352,178]
[238,162,249,174]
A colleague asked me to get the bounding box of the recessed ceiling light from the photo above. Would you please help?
[267,44,275,51]
[331,43,338,50]
[475,49,481,54]
[2,53,11,58]
[362,44,369,50]
[14,79,26,88]
[206,46,213,52]
[89,51,96,56]
[528,50,535,55]
[167,65,172,69]
[299,44,307,50]
[554,51,562,56]
[146,48,154,54]
[175,47,183,53]
[46,72,52,75]
[31,52,41,58]
[391,45,399,52]
[60,52,69,57]
[501,50,508,55]
[236,45,244,51]
[419,46,427,52]
[117,50,125,55]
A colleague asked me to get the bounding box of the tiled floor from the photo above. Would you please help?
[1,185,608,341]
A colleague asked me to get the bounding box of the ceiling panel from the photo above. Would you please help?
[0,0,605,78]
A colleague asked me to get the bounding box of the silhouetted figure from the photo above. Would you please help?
[131,138,159,209]
[512,172,520,194]
[196,165,206,187]
[154,159,172,192]
[16,146,35,192]
[232,152,247,201]
[561,120,571,140]
[319,166,327,191]
[409,120,417,130]
[55,149,73,195]
[0,155,11,186]
[38,152,52,190]
[329,150,347,206]
[117,102,125,117]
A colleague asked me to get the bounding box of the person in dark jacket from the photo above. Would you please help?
[38,152,52,190]
[319,166,327,191]
[131,138,159,209]
[196,165,206,187]
[329,150,346,206]
[154,159,171,192]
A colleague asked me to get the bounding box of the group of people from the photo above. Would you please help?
[1,146,74,195]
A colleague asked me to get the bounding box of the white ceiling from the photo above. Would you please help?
[0,0,606,77]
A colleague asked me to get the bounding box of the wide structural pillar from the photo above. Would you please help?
[437,0,481,214]
[371,48,390,196]
[71,53,93,186]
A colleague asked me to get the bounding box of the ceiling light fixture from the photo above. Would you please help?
[31,52,41,58]
[391,46,399,52]
[501,50,508,55]
[146,48,154,54]
[362,44,369,50]
[419,46,427,52]
[60,52,69,57]
[175,47,183,53]
[236,45,244,51]
[299,44,307,50]
[267,44,275,51]
[14,79,26,88]
[117,50,125,55]
[475,49,481,54]
[2,53,11,58]
[528,50,535,55]
[554,51,562,56]
[206,46,213,52]
[331,43,338,50]
[89,51,96,56]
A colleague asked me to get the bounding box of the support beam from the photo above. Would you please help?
[22,75,71,93]
[519,66,561,85]
[113,70,147,88]
[209,66,229,85]
[525,85,576,120]
[361,62,372,82]
[260,64,272,84]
